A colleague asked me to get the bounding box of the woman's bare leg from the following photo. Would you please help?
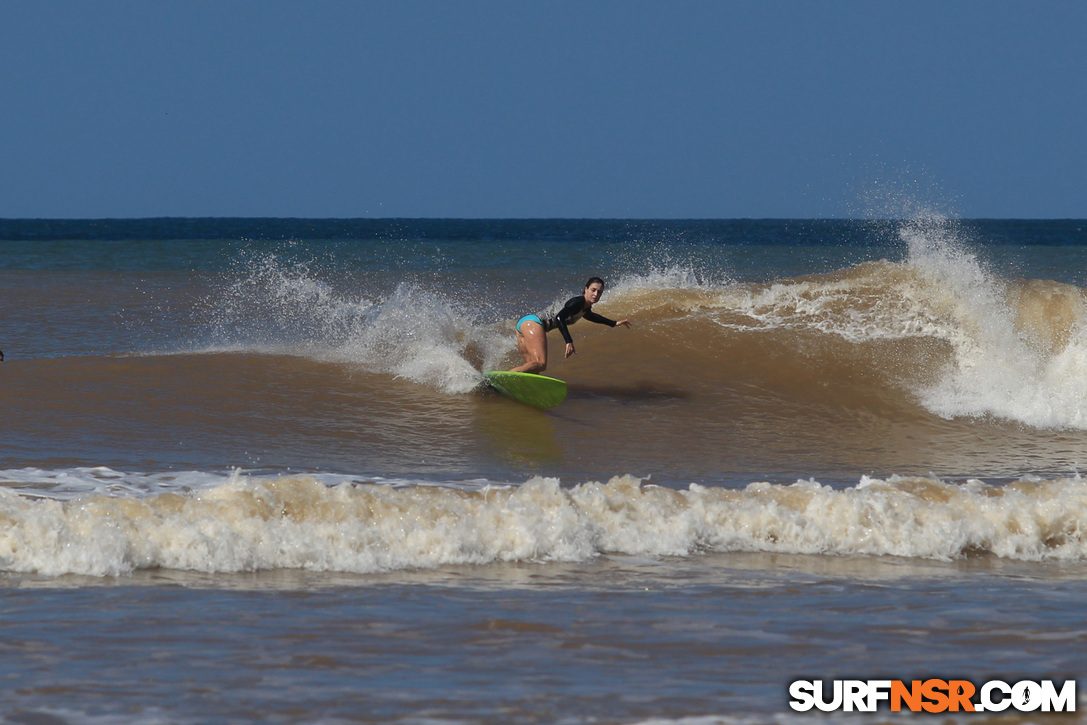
[511,321,547,373]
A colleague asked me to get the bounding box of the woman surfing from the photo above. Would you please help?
[511,277,631,374]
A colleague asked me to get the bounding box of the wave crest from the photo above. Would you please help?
[194,221,1087,428]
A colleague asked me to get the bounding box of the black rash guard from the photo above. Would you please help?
[538,295,617,344]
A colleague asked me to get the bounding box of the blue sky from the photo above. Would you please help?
[2,1,1084,219]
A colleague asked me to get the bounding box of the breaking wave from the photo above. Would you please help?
[4,472,1087,577]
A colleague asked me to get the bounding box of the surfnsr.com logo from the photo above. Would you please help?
[789,679,1076,713]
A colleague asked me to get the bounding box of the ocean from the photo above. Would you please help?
[2,216,1087,723]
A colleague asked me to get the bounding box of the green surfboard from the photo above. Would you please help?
[483,371,568,409]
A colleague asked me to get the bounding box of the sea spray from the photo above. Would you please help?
[197,246,511,393]
[205,244,378,351]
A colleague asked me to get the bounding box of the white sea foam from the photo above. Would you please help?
[707,262,954,343]
[0,466,502,500]
[4,472,1087,577]
[901,215,1087,428]
[0,467,240,500]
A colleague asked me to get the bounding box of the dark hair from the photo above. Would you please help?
[585,277,605,288]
